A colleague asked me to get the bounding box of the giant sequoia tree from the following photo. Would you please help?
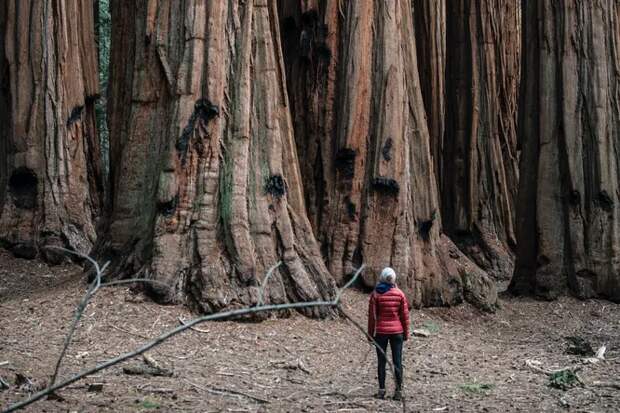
[4,0,619,312]
[0,1,103,263]
[441,0,520,284]
[511,0,620,302]
[97,0,336,316]
[278,0,497,309]
[413,0,520,285]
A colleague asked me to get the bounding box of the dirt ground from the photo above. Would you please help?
[1,250,619,413]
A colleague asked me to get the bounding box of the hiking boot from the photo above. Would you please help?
[393,388,402,401]
[374,389,386,399]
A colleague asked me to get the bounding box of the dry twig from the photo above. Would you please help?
[184,379,270,404]
[591,381,620,390]
[525,359,582,376]
[2,264,366,413]
[47,246,110,387]
[257,261,282,306]
[178,317,210,333]
[583,345,607,364]
[0,377,9,390]
[109,323,150,340]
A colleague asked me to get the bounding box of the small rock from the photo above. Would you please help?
[413,328,431,337]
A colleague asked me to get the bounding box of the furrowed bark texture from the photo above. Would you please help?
[279,0,497,310]
[0,1,102,263]
[413,0,446,184]
[511,0,620,302]
[442,0,520,284]
[100,0,336,316]
[0,3,8,216]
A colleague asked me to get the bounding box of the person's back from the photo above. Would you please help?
[367,267,410,401]
[372,286,409,336]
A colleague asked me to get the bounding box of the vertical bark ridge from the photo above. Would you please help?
[413,0,446,185]
[511,0,620,302]
[98,0,336,317]
[0,2,9,214]
[279,0,498,310]
[0,0,102,263]
[443,0,520,286]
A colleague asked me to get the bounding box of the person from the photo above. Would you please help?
[367,267,410,400]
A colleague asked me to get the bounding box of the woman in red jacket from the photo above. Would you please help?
[367,267,410,400]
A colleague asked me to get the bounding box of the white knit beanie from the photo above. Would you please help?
[379,267,396,284]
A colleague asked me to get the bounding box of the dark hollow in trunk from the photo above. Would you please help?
[97,0,337,317]
[278,0,498,311]
[0,0,103,263]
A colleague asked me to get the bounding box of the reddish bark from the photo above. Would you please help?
[279,0,497,310]
[98,0,336,316]
[442,0,520,284]
[0,1,103,263]
[413,0,446,183]
[511,0,620,302]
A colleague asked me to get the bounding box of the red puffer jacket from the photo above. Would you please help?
[368,285,410,338]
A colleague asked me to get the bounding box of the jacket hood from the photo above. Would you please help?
[375,282,394,294]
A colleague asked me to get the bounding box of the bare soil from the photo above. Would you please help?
[1,250,619,412]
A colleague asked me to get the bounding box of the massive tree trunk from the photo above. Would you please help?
[98,0,336,316]
[0,3,8,217]
[278,0,497,310]
[413,0,446,183]
[0,1,103,263]
[511,0,620,302]
[441,0,520,285]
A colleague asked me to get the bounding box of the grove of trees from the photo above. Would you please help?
[1,0,619,315]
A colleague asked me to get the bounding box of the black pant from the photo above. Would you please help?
[374,333,404,390]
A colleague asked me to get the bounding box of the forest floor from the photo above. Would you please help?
[1,250,619,413]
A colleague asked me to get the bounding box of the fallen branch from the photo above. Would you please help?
[526,345,607,376]
[0,362,8,368]
[43,247,173,389]
[122,365,173,377]
[591,381,620,390]
[296,358,312,375]
[109,323,150,340]
[525,359,582,375]
[583,345,607,364]
[125,354,173,376]
[322,400,369,409]
[137,386,175,394]
[46,246,110,387]
[184,379,270,404]
[269,358,312,375]
[142,354,160,369]
[2,266,366,413]
[100,278,173,288]
[178,317,210,334]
